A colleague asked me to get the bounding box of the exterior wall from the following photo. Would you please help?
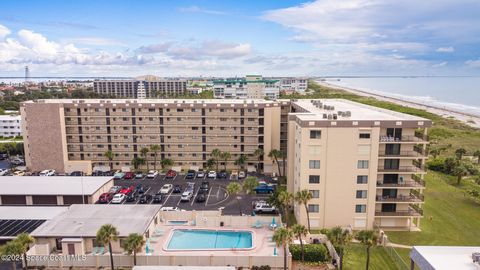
[0,115,21,137]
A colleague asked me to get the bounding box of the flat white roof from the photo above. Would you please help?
[0,206,68,220]
[293,99,428,121]
[32,205,161,237]
[0,176,112,195]
[411,246,480,270]
[24,99,276,105]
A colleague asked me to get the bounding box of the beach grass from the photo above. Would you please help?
[343,244,400,270]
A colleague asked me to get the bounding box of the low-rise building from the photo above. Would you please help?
[278,77,308,93]
[410,246,480,270]
[0,115,21,137]
[93,76,187,98]
[213,76,280,99]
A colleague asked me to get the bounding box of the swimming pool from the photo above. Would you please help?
[166,229,254,250]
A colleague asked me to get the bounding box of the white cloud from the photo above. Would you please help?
[64,37,124,46]
[436,46,454,53]
[432,61,448,67]
[178,6,227,15]
[465,59,480,68]
[146,40,252,60]
[0,24,11,39]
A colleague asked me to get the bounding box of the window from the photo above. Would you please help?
[309,175,320,184]
[309,160,320,169]
[355,205,366,213]
[310,190,320,198]
[308,204,320,213]
[357,160,369,169]
[356,190,367,198]
[359,133,371,139]
[309,145,321,155]
[357,175,368,184]
[310,130,321,139]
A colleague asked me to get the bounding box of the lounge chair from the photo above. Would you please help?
[251,220,263,228]
[153,228,164,236]
[91,247,98,255]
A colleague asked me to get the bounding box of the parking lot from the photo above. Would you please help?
[109,172,277,215]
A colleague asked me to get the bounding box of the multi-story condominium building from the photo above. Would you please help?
[0,115,21,137]
[213,75,280,99]
[287,99,430,231]
[93,76,187,98]
[21,99,280,174]
[277,77,308,93]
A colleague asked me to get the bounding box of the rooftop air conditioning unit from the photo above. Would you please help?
[472,252,480,263]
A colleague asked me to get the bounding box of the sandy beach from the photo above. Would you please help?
[316,80,480,129]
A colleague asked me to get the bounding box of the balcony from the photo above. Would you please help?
[378,148,426,158]
[375,207,423,217]
[379,133,429,144]
[377,165,425,173]
[377,179,425,188]
[376,193,424,203]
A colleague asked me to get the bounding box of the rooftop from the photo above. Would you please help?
[133,267,235,270]
[0,176,112,195]
[0,206,68,220]
[23,99,278,105]
[31,204,161,238]
[411,246,480,270]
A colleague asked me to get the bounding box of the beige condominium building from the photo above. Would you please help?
[93,76,187,98]
[287,99,430,231]
[21,99,280,174]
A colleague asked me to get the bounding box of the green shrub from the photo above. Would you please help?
[289,244,329,262]
[251,266,271,270]
[427,158,446,172]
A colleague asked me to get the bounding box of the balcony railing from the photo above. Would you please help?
[375,207,423,217]
[376,193,424,202]
[378,149,426,157]
[379,134,428,143]
[377,165,425,172]
[377,180,425,188]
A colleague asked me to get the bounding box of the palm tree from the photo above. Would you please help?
[211,148,222,171]
[455,148,467,160]
[242,176,259,194]
[295,189,313,232]
[96,224,119,270]
[131,157,145,170]
[278,150,287,178]
[160,158,174,171]
[140,147,150,171]
[453,163,468,185]
[273,227,294,270]
[268,149,282,177]
[473,150,480,164]
[291,224,308,262]
[327,226,352,270]
[16,233,34,270]
[150,144,160,171]
[355,230,379,270]
[220,151,231,171]
[206,158,216,170]
[227,182,242,215]
[234,154,248,170]
[253,148,264,173]
[278,191,294,227]
[121,233,145,266]
[104,150,114,171]
[2,240,23,270]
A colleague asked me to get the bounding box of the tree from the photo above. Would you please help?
[211,149,222,171]
[227,182,242,215]
[234,154,248,170]
[150,144,160,171]
[327,226,352,270]
[473,150,480,165]
[206,158,216,170]
[268,149,282,177]
[453,163,468,185]
[273,227,294,270]
[443,157,458,174]
[16,233,34,270]
[121,233,145,266]
[140,147,150,171]
[278,150,287,178]
[96,224,119,270]
[131,157,145,170]
[2,240,23,270]
[242,176,259,194]
[160,158,174,170]
[278,191,294,227]
[220,151,231,171]
[355,230,378,270]
[253,148,264,173]
[295,190,313,232]
[291,224,308,262]
[455,148,467,160]
[104,150,114,171]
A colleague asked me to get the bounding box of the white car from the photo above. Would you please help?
[160,184,173,194]
[39,169,56,176]
[180,191,193,202]
[0,169,9,176]
[238,171,246,179]
[147,170,158,178]
[196,170,205,178]
[207,171,217,178]
[111,193,126,204]
[254,201,277,214]
[160,207,182,212]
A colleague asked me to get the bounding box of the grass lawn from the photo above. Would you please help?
[344,244,400,270]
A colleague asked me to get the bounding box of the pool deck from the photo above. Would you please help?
[143,224,283,257]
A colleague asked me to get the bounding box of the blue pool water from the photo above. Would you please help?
[167,229,253,250]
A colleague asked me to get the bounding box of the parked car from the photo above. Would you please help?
[109,186,122,194]
[180,191,193,202]
[147,170,158,179]
[196,191,207,203]
[185,170,196,179]
[113,171,125,180]
[39,169,56,176]
[13,170,25,176]
[254,183,275,194]
[207,171,217,178]
[138,194,152,204]
[0,153,8,160]
[165,170,176,179]
[135,185,148,194]
[172,184,182,193]
[69,171,83,176]
[98,193,114,204]
[185,182,195,192]
[153,193,163,203]
[196,169,205,178]
[119,186,135,195]
[126,192,137,202]
[238,171,246,179]
[0,169,9,176]
[160,207,182,211]
[160,184,173,194]
[217,171,228,179]
[124,172,134,179]
[111,193,126,204]
[10,158,25,166]
[230,170,238,180]
[253,201,277,214]
[135,172,144,179]
[200,181,210,192]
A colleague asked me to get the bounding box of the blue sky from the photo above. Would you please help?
[1,0,480,76]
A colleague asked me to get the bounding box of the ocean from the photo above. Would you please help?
[324,77,480,117]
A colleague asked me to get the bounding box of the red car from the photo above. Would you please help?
[98,193,114,204]
[166,170,177,179]
[119,186,134,195]
[124,172,134,180]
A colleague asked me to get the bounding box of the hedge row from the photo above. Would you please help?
[289,243,329,262]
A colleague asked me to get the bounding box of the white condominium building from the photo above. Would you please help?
[0,115,21,137]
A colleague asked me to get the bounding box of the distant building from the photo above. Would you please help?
[0,115,21,137]
[213,75,280,99]
[278,77,308,93]
[93,76,187,98]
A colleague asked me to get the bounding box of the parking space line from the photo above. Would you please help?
[164,190,173,205]
[191,187,200,206]
[205,186,213,206]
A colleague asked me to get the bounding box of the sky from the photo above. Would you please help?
[1,0,480,77]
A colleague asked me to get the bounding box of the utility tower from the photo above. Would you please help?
[24,66,30,89]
